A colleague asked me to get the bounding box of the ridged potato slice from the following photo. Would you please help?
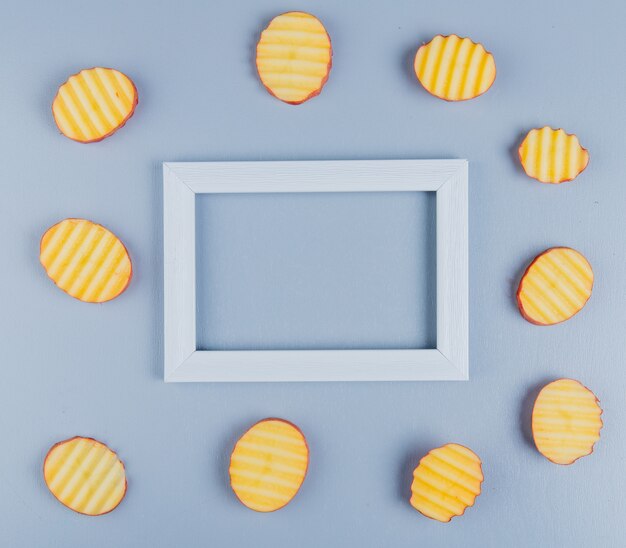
[40,218,132,303]
[52,67,138,143]
[229,419,309,512]
[519,127,589,184]
[517,247,593,326]
[410,443,483,522]
[532,379,603,465]
[43,437,127,516]
[256,12,332,104]
[414,35,496,101]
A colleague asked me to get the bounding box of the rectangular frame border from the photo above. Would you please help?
[164,160,467,382]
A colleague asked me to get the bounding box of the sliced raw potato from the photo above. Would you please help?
[410,443,483,522]
[414,35,496,101]
[519,127,589,184]
[229,418,309,512]
[517,247,593,326]
[532,379,603,465]
[40,218,132,303]
[43,436,127,516]
[256,12,332,104]
[52,67,138,143]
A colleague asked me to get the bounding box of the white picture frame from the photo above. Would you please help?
[163,160,468,382]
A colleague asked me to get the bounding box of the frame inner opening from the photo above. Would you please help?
[195,191,436,351]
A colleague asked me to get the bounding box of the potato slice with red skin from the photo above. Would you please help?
[52,67,138,143]
[410,443,483,522]
[44,436,127,516]
[229,418,309,512]
[40,218,132,303]
[256,12,332,104]
[532,379,603,465]
[519,127,589,184]
[414,35,496,101]
[517,247,593,326]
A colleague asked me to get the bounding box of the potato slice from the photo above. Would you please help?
[43,436,127,516]
[229,418,309,512]
[519,127,589,184]
[40,218,132,303]
[256,12,332,104]
[410,443,483,522]
[414,35,496,101]
[517,247,593,326]
[532,379,603,465]
[52,67,138,143]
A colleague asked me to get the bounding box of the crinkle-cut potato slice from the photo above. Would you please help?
[44,437,127,516]
[229,418,309,512]
[256,11,332,104]
[519,127,589,184]
[413,35,496,101]
[410,443,483,523]
[532,379,603,465]
[517,247,593,326]
[40,218,132,303]
[52,67,138,143]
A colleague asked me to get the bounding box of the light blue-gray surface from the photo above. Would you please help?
[196,192,436,351]
[1,1,625,546]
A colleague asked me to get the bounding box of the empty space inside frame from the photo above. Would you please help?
[195,191,437,351]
